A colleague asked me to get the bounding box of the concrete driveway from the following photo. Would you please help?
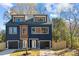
[0,49,17,56]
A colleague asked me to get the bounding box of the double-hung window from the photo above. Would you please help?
[34,16,46,23]
[9,27,17,34]
[34,17,46,22]
[31,27,49,34]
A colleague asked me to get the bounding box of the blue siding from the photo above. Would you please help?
[6,15,52,49]
[6,26,20,40]
[28,24,52,40]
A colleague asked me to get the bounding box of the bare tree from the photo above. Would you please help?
[60,7,79,48]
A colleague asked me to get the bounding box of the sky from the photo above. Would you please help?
[0,3,14,31]
[0,3,79,31]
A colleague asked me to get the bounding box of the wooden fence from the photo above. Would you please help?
[0,42,6,51]
[52,40,66,50]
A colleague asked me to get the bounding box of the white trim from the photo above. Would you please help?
[22,40,27,49]
[31,27,49,34]
[34,16,46,22]
[34,16,46,17]
[29,38,51,49]
[29,38,39,40]
[13,16,25,17]
[7,40,19,49]
[9,27,17,34]
[32,40,36,48]
[13,16,25,22]
[29,38,39,49]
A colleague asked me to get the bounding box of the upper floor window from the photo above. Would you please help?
[34,16,46,22]
[14,17,25,22]
[31,27,49,34]
[9,27,17,34]
[13,15,25,22]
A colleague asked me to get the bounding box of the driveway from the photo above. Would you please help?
[0,49,17,56]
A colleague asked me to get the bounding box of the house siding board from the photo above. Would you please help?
[28,24,52,40]
[28,24,52,49]
[6,26,20,40]
[6,14,52,49]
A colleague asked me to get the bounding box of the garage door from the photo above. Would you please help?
[8,41,18,49]
[40,41,50,49]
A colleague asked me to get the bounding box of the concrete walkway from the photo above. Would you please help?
[0,49,17,56]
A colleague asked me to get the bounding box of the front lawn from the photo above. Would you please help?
[10,50,40,56]
[30,50,40,56]
[63,49,78,56]
[10,49,79,56]
[63,52,76,56]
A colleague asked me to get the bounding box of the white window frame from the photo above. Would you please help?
[31,27,49,34]
[32,40,36,48]
[7,40,19,49]
[29,38,39,49]
[13,16,25,22]
[14,17,25,22]
[23,40,27,49]
[34,16,46,22]
[39,40,51,49]
[9,27,17,34]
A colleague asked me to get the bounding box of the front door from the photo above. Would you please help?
[32,40,36,48]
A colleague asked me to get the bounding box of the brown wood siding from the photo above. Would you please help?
[20,25,28,40]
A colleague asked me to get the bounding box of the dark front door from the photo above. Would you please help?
[8,41,18,49]
[29,39,38,49]
[40,41,50,49]
[30,40,37,49]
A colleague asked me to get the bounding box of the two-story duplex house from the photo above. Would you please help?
[6,14,52,49]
